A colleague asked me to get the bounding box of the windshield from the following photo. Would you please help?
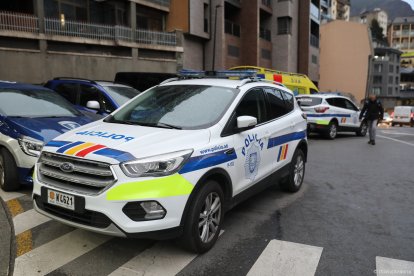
[104,86,140,106]
[296,97,322,107]
[109,85,238,129]
[0,89,82,118]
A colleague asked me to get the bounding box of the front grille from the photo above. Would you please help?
[38,152,116,195]
[34,195,111,228]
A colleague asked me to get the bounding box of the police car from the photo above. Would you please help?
[297,93,368,139]
[33,71,308,253]
[0,81,94,191]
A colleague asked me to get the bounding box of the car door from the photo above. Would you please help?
[343,98,360,128]
[229,88,271,195]
[326,97,352,128]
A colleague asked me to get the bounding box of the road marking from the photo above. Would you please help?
[13,209,51,235]
[376,256,414,276]
[6,198,24,217]
[380,131,414,136]
[13,229,111,276]
[0,189,25,202]
[109,230,225,276]
[247,240,323,276]
[16,230,32,257]
[377,135,414,147]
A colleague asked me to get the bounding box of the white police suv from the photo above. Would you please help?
[297,93,368,139]
[33,71,308,253]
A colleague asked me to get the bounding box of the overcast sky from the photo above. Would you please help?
[403,0,414,9]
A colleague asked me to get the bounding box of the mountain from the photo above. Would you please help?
[351,0,414,20]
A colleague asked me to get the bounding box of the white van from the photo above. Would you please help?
[392,106,414,127]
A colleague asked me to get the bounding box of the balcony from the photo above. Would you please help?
[310,34,319,48]
[259,27,271,41]
[0,11,177,47]
[310,3,320,23]
[134,0,171,12]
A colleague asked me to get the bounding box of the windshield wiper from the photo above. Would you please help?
[156,122,182,129]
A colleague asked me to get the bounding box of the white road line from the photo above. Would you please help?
[13,209,51,235]
[377,135,414,147]
[0,189,25,202]
[376,256,414,276]
[109,230,225,276]
[247,240,323,276]
[13,229,111,276]
[380,131,414,136]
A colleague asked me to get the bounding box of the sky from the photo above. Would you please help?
[403,0,414,9]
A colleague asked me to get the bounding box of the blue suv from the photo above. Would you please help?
[0,81,95,191]
[45,78,141,116]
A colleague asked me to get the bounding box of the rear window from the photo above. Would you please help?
[297,97,322,107]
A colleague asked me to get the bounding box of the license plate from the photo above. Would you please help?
[47,189,75,210]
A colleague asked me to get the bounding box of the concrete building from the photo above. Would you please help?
[388,16,414,52]
[370,47,402,109]
[0,0,183,84]
[352,8,388,37]
[399,68,414,106]
[321,0,350,22]
[319,20,373,103]
[167,0,321,84]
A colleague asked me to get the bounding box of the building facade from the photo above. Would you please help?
[388,16,414,52]
[370,47,402,109]
[321,0,350,22]
[0,0,183,84]
[167,0,321,84]
[352,8,388,37]
[319,20,373,104]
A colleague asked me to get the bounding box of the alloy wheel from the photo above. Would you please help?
[198,192,221,243]
[293,155,304,187]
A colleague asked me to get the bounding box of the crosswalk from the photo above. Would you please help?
[1,191,414,276]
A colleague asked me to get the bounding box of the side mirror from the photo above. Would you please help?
[237,116,257,131]
[86,101,100,110]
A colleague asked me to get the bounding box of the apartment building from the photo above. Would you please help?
[0,0,183,83]
[321,0,350,22]
[352,8,388,37]
[388,17,414,52]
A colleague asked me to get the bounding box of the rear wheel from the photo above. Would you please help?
[356,120,368,137]
[181,180,224,253]
[280,149,305,193]
[0,148,20,191]
[325,121,338,140]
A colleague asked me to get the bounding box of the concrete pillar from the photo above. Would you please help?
[129,1,137,59]
[35,0,45,34]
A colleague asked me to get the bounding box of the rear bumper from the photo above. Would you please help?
[308,122,329,132]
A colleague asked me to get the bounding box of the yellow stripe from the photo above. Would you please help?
[16,230,32,256]
[281,145,286,160]
[6,199,24,218]
[65,142,95,155]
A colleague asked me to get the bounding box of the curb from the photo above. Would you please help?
[0,196,15,276]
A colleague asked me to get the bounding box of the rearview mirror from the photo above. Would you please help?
[237,116,257,131]
[86,101,100,110]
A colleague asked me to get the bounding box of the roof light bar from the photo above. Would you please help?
[178,69,257,79]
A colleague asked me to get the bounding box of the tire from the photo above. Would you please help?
[280,149,305,193]
[356,120,368,137]
[391,123,395,127]
[325,121,338,140]
[181,180,224,253]
[0,148,20,191]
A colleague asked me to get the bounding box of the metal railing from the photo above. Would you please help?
[148,0,171,7]
[0,11,38,33]
[310,34,319,48]
[135,28,176,46]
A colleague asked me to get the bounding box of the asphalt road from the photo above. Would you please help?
[1,125,413,276]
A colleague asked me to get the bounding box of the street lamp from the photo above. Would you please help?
[212,4,222,71]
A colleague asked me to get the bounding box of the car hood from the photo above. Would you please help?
[44,121,211,164]
[5,116,93,143]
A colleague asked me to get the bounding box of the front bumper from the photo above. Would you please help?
[307,122,329,132]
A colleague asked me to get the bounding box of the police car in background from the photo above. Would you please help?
[33,71,308,253]
[0,81,95,191]
[297,93,368,139]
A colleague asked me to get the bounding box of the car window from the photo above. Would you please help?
[281,90,294,111]
[326,97,346,108]
[0,88,81,117]
[235,88,267,124]
[297,97,322,107]
[344,99,358,111]
[55,83,78,104]
[111,85,238,130]
[264,88,289,120]
[79,85,102,108]
[104,86,140,106]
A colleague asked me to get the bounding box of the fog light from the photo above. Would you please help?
[140,201,166,220]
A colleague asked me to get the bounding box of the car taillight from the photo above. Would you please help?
[314,106,329,113]
[411,112,413,119]
[391,112,394,118]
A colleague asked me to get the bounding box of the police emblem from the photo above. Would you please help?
[244,143,261,181]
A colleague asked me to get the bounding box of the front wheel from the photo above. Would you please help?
[0,148,20,191]
[181,180,224,253]
[325,121,338,140]
[356,120,368,137]
[280,149,305,193]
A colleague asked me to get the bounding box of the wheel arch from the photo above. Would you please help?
[296,139,308,162]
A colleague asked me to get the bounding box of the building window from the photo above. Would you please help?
[374,64,383,73]
[395,86,399,93]
[260,27,271,41]
[277,16,292,35]
[228,45,240,57]
[396,76,399,83]
[372,87,381,95]
[396,65,400,73]
[225,20,241,37]
[389,65,394,73]
[204,3,209,33]
[389,76,393,84]
[261,49,271,60]
[312,55,318,64]
[373,76,382,84]
[388,87,393,95]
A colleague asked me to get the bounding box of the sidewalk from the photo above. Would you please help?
[0,197,13,276]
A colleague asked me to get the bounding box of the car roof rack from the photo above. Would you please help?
[53,77,97,84]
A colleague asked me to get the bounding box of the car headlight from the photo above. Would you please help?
[121,149,193,177]
[18,136,44,157]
